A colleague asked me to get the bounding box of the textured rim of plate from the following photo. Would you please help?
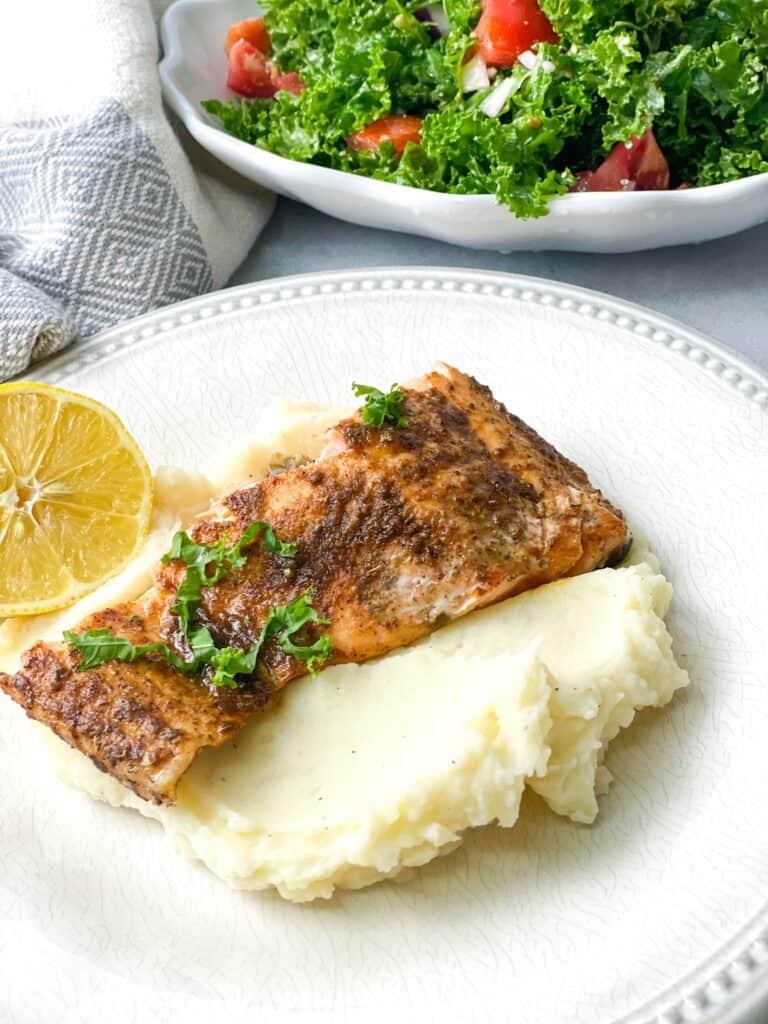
[26,269,768,1024]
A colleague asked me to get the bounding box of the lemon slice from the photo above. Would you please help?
[0,382,153,617]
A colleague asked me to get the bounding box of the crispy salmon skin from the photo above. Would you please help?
[0,365,630,804]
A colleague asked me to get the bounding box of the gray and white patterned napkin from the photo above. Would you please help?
[0,0,274,381]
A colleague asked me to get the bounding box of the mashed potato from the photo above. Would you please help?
[0,401,688,902]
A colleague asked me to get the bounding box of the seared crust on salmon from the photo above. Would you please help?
[3,607,266,804]
[0,365,630,804]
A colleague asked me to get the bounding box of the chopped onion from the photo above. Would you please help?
[517,49,555,73]
[415,3,451,37]
[479,76,516,117]
[461,54,490,93]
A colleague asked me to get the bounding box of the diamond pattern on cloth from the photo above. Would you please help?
[0,99,213,380]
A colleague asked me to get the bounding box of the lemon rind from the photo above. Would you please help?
[0,382,153,618]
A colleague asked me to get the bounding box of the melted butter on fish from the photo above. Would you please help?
[0,401,687,901]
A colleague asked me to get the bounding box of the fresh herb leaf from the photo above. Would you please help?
[261,591,322,639]
[443,0,482,33]
[162,530,226,576]
[63,629,192,675]
[65,516,326,687]
[186,625,218,664]
[161,531,232,629]
[261,592,333,675]
[208,645,260,689]
[171,567,206,630]
[161,521,297,631]
[279,632,335,675]
[353,382,409,428]
[230,521,298,564]
[63,592,333,686]
[162,521,296,575]
[205,591,333,688]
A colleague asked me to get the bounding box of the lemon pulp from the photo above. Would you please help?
[0,382,152,616]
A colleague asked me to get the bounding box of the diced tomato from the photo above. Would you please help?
[272,71,305,95]
[474,0,559,67]
[347,115,424,156]
[574,130,670,192]
[226,39,276,98]
[226,38,305,98]
[225,18,271,56]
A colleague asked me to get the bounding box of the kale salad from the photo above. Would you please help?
[203,0,768,217]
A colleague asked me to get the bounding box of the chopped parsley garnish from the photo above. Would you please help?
[64,520,332,687]
[353,382,409,428]
[65,592,332,688]
[261,592,333,675]
[161,521,297,630]
[207,593,332,687]
[63,628,193,675]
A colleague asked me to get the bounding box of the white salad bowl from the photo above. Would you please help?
[159,0,768,253]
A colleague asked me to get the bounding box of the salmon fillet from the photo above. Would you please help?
[0,365,630,804]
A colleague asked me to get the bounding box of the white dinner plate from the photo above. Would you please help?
[3,269,768,1024]
[158,0,768,254]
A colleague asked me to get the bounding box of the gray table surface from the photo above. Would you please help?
[231,199,768,1024]
[231,198,768,375]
